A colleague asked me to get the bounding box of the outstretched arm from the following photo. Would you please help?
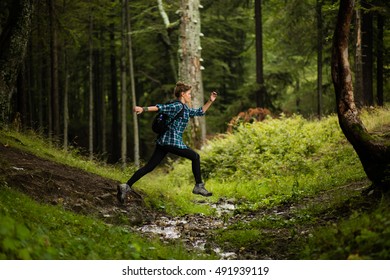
[202,91,218,113]
[133,106,159,115]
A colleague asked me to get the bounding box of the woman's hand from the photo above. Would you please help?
[202,91,218,113]
[134,106,143,115]
[210,91,218,102]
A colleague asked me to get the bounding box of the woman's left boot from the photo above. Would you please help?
[192,183,212,197]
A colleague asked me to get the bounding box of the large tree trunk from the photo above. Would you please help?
[331,0,390,189]
[178,0,205,149]
[361,1,374,106]
[0,0,35,126]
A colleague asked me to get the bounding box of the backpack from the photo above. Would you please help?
[152,101,184,134]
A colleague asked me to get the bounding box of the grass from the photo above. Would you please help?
[0,183,212,260]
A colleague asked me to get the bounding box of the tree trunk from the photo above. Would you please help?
[316,0,323,119]
[331,0,390,189]
[88,11,94,160]
[376,13,384,106]
[48,0,60,140]
[157,0,178,82]
[63,52,69,151]
[109,2,120,163]
[94,31,106,156]
[361,1,374,106]
[178,0,205,149]
[354,7,364,107]
[120,0,128,169]
[0,0,35,126]
[125,0,140,168]
[16,62,28,130]
[255,0,267,109]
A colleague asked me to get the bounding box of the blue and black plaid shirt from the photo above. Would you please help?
[156,101,205,149]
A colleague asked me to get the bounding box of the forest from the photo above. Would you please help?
[1,0,389,163]
[1,0,390,262]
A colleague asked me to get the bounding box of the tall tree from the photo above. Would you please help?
[361,0,374,106]
[354,4,364,107]
[157,0,179,82]
[178,0,205,148]
[254,0,267,108]
[125,0,139,168]
[376,12,384,106]
[120,0,127,168]
[48,0,60,140]
[109,0,120,163]
[331,0,390,189]
[88,8,94,160]
[63,52,69,150]
[316,0,323,118]
[0,0,35,126]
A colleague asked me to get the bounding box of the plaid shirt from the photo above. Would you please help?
[156,101,205,149]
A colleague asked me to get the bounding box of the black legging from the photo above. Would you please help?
[126,144,202,186]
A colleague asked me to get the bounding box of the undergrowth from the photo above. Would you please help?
[0,182,209,260]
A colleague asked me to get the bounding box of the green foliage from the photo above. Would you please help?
[301,198,390,259]
[192,114,363,205]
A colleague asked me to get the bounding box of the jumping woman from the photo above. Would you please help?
[117,81,218,204]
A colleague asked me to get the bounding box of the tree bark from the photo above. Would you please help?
[255,0,267,109]
[109,1,120,163]
[48,0,60,140]
[361,1,374,106]
[63,52,69,151]
[0,0,35,126]
[376,13,384,106]
[178,0,205,149]
[157,0,178,82]
[316,0,323,119]
[88,10,94,160]
[120,0,128,169]
[125,0,140,168]
[354,7,364,107]
[331,0,390,189]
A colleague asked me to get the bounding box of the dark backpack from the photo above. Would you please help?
[152,101,184,135]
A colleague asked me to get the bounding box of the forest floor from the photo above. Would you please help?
[0,143,374,260]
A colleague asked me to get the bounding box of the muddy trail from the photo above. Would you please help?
[0,144,372,259]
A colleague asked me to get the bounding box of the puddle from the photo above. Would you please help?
[211,201,236,215]
[140,224,181,239]
[135,199,239,259]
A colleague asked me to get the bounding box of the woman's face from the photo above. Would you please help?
[182,89,192,104]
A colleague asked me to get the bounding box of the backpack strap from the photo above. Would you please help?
[166,101,184,127]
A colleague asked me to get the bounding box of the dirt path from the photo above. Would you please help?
[0,144,154,225]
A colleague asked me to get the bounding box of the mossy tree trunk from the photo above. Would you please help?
[331,0,390,189]
[0,0,35,126]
